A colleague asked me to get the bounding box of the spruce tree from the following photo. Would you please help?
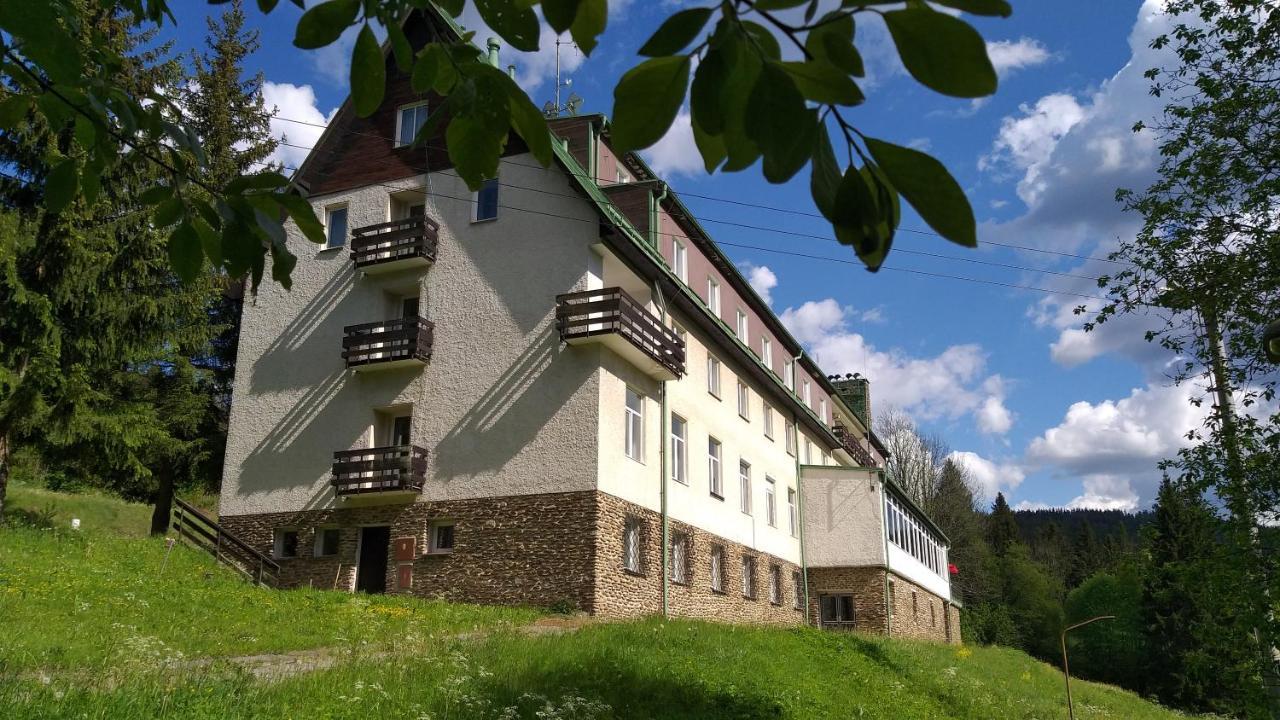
[930,459,994,608]
[987,492,1019,557]
[1069,521,1103,587]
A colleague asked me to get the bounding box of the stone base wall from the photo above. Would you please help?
[593,492,805,625]
[218,490,598,611]
[807,566,962,644]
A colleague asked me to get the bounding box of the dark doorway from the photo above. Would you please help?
[356,526,391,594]
[392,416,412,446]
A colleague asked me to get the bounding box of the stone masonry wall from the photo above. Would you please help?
[592,492,806,624]
[806,566,889,633]
[219,490,598,611]
[807,566,962,644]
[888,570,960,644]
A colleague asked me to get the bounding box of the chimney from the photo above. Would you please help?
[487,38,501,68]
[507,64,516,80]
[832,375,872,427]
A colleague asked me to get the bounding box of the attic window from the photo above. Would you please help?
[397,102,429,147]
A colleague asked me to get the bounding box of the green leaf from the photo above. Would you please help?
[542,0,582,34]
[744,62,812,183]
[638,8,713,57]
[436,0,465,17]
[0,3,82,84]
[781,61,864,106]
[192,214,222,266]
[691,114,726,173]
[930,0,1013,18]
[810,129,841,222]
[351,24,386,118]
[690,47,729,134]
[833,166,891,270]
[0,96,31,128]
[139,185,175,206]
[505,76,553,167]
[275,192,327,245]
[569,0,608,56]
[168,222,204,283]
[446,117,504,191]
[257,0,281,12]
[741,21,781,61]
[155,197,185,228]
[806,14,862,77]
[446,72,511,189]
[611,56,691,152]
[473,0,541,52]
[717,38,762,172]
[293,0,359,49]
[227,171,290,194]
[387,20,413,73]
[882,7,997,98]
[44,158,78,213]
[864,136,976,247]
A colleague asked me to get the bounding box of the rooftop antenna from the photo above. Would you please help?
[542,36,583,118]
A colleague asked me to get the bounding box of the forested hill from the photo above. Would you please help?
[1013,508,1153,545]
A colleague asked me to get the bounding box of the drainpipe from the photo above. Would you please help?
[794,419,810,625]
[486,38,500,68]
[655,281,670,618]
[507,64,516,80]
[650,184,669,249]
[879,470,892,637]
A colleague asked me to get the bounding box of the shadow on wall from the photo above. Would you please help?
[250,266,355,394]
[433,325,594,480]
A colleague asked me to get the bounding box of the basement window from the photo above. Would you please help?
[274,529,299,559]
[315,528,340,557]
[820,594,856,629]
[430,521,455,554]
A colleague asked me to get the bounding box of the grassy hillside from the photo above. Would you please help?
[0,487,1207,719]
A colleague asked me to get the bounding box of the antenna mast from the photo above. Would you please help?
[543,36,583,118]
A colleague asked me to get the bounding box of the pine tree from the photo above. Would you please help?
[987,492,1019,557]
[1142,478,1267,716]
[1069,521,1103,587]
[930,459,994,608]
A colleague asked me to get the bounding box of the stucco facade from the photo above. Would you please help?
[217,5,958,641]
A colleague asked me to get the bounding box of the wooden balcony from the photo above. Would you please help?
[556,287,686,381]
[342,316,433,370]
[331,444,428,497]
[833,423,877,468]
[350,216,439,274]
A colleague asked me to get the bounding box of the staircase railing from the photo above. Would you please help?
[171,497,281,587]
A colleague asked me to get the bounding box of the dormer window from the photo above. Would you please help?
[397,102,429,147]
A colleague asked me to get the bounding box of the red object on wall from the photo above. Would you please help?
[393,536,416,561]
[397,564,413,591]
[948,563,959,575]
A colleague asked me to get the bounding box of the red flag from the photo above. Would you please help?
[948,563,959,575]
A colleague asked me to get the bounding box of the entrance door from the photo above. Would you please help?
[356,526,391,594]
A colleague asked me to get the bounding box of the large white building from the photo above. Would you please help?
[218,6,959,642]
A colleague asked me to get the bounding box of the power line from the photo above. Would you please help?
[271,138,1106,284]
[264,112,1132,267]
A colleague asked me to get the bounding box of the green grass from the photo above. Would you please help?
[0,487,1208,719]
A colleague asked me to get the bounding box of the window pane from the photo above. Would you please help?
[476,178,499,220]
[671,415,687,484]
[326,207,347,249]
[434,523,455,551]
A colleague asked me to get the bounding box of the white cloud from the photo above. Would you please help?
[978,93,1087,206]
[859,307,887,324]
[985,37,1052,77]
[779,299,1011,431]
[262,82,337,170]
[643,108,704,178]
[744,264,778,306]
[947,451,1025,503]
[907,137,932,152]
[977,396,1014,435]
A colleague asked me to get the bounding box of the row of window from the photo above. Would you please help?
[622,518,804,609]
[703,355,825,464]
[886,495,946,577]
[272,522,455,559]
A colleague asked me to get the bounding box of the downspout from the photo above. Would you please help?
[587,120,598,182]
[655,281,670,618]
[879,470,892,637]
[795,422,810,625]
[650,184,669,249]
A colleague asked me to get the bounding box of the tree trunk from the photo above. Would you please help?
[150,470,174,536]
[0,433,9,526]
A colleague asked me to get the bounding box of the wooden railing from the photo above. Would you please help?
[555,287,686,377]
[342,316,434,368]
[171,497,280,587]
[332,444,429,496]
[350,216,439,268]
[833,423,878,468]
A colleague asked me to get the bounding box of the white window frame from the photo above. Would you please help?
[804,438,812,465]
[819,398,827,425]
[395,101,429,147]
[624,387,644,463]
[706,355,721,398]
[670,530,689,584]
[765,477,777,528]
[769,565,782,605]
[736,309,749,343]
[741,556,756,599]
[783,358,795,391]
[430,520,456,554]
[708,437,723,498]
[274,528,300,558]
[623,516,643,574]
[761,336,772,370]
[670,413,688,485]
[802,378,812,407]
[472,177,499,222]
[710,545,725,593]
[707,277,720,315]
[785,420,796,456]
[739,460,752,515]
[763,404,774,439]
[324,204,348,250]
[788,487,798,538]
[313,527,340,557]
[737,380,750,420]
[673,240,688,283]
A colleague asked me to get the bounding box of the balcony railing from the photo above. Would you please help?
[331,444,428,497]
[833,423,877,468]
[556,287,686,380]
[350,216,439,273]
[342,316,433,370]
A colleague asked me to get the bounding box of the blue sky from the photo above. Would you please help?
[163,0,1201,512]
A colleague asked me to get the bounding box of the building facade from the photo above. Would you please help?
[218,7,959,643]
